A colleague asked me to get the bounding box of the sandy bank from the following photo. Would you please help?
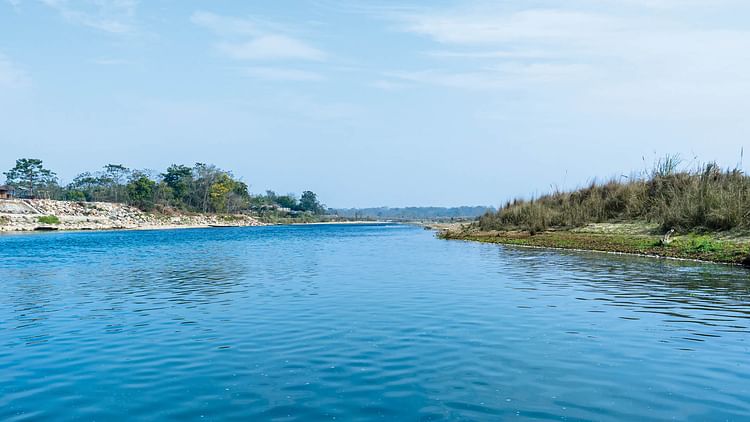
[0,199,265,232]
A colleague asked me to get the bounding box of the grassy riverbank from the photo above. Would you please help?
[440,224,750,265]
[441,158,750,266]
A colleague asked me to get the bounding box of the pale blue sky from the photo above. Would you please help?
[2,0,749,207]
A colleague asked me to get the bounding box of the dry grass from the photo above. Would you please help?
[477,159,750,235]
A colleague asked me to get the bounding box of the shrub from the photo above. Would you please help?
[65,190,87,201]
[478,160,750,234]
[37,215,61,225]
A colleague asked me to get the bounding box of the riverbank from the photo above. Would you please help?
[439,223,750,266]
[0,199,265,232]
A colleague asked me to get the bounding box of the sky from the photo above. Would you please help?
[1,0,749,207]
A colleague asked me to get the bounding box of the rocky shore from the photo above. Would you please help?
[0,199,264,232]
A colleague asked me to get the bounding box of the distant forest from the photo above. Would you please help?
[2,158,326,215]
[3,158,496,220]
[332,206,495,220]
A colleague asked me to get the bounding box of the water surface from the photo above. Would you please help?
[1,224,749,420]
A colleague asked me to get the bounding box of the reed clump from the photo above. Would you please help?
[478,158,750,234]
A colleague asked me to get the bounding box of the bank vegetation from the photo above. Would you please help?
[2,158,327,219]
[444,156,750,266]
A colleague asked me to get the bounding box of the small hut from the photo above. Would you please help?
[0,185,15,199]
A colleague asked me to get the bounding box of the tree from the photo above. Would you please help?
[226,180,250,213]
[4,158,58,198]
[209,173,235,213]
[275,194,299,210]
[65,190,87,201]
[126,174,156,210]
[161,163,247,213]
[102,164,130,202]
[67,172,106,201]
[162,164,193,207]
[191,163,224,212]
[208,173,250,213]
[300,190,324,214]
[153,181,174,206]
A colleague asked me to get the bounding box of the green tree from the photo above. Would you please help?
[208,173,250,213]
[275,194,299,210]
[299,190,324,214]
[65,190,87,201]
[153,181,174,207]
[227,180,250,212]
[209,173,234,213]
[102,164,130,202]
[4,158,58,198]
[126,174,156,210]
[67,172,106,201]
[191,163,225,212]
[162,164,193,207]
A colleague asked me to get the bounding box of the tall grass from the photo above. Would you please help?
[478,158,750,234]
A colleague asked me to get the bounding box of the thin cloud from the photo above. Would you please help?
[424,49,561,60]
[243,66,324,81]
[192,11,326,62]
[371,79,409,91]
[0,53,29,89]
[41,0,138,34]
[190,10,261,36]
[218,36,325,61]
[91,58,132,66]
[387,62,591,91]
[269,93,362,121]
[384,1,750,118]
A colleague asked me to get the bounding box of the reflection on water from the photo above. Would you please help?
[489,246,750,355]
[0,225,748,421]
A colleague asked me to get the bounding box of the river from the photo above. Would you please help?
[1,224,748,420]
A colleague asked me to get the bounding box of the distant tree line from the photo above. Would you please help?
[2,158,326,215]
[332,206,495,220]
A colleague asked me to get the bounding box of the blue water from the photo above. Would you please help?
[1,224,749,421]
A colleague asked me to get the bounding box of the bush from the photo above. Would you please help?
[37,215,61,225]
[478,160,750,234]
[65,190,87,201]
[126,175,156,211]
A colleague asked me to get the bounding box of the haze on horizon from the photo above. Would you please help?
[1,0,749,208]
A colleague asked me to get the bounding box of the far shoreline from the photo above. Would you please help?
[0,219,397,235]
[286,220,391,226]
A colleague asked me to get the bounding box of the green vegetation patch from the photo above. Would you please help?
[37,215,61,225]
[441,229,750,266]
[254,210,341,225]
[477,157,750,235]
[4,158,328,217]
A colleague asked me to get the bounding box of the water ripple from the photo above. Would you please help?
[0,225,749,420]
